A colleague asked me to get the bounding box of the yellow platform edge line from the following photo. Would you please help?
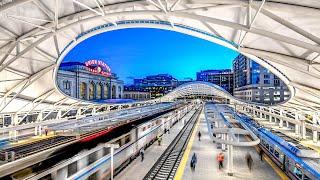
[174,113,201,180]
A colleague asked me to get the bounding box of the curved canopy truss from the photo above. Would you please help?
[0,0,320,120]
[160,81,235,102]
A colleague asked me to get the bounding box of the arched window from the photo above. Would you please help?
[118,86,122,98]
[96,83,102,99]
[104,84,109,99]
[112,85,116,99]
[89,82,95,100]
[80,82,87,99]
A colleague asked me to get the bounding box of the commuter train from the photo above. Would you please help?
[68,104,196,180]
[236,112,320,180]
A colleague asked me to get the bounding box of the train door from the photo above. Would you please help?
[283,155,288,173]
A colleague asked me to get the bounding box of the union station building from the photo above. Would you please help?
[57,61,124,100]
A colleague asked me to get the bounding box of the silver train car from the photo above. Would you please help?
[70,104,194,180]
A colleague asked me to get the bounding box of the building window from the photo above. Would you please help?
[63,81,70,90]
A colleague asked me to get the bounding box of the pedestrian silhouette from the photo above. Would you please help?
[217,152,225,170]
[140,148,145,162]
[191,153,197,171]
[259,149,263,161]
[198,131,201,141]
[245,152,253,171]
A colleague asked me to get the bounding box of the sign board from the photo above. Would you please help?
[84,60,111,77]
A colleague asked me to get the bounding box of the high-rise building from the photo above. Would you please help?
[196,69,233,94]
[132,74,178,98]
[233,54,290,104]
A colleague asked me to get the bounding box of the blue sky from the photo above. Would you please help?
[63,28,239,84]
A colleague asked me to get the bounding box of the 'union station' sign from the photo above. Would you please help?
[84,60,111,77]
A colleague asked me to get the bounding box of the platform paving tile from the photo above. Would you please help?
[116,112,193,180]
[181,114,280,180]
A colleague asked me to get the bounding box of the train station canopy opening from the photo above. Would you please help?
[0,0,320,115]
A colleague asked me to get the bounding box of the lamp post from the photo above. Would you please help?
[104,143,120,180]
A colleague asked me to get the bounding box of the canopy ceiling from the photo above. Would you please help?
[0,0,320,115]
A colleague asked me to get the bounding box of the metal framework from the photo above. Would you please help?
[0,0,320,123]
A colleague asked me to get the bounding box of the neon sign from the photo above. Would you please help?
[84,60,111,77]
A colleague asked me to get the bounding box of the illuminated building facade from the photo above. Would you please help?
[57,61,123,100]
[233,54,290,104]
[123,86,151,100]
[196,69,233,94]
[133,74,178,98]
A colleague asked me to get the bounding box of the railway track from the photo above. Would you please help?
[143,106,202,180]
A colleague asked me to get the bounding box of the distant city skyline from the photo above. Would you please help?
[62,28,239,84]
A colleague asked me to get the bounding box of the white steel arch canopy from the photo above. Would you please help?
[0,0,320,118]
[160,81,235,102]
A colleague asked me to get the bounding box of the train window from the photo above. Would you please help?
[265,143,269,150]
[274,150,280,158]
[269,145,274,153]
[293,166,303,179]
[303,175,311,180]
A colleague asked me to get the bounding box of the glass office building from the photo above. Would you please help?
[196,69,233,94]
[233,54,290,104]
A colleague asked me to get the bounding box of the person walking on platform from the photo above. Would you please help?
[157,136,162,146]
[217,152,225,170]
[259,149,263,161]
[190,153,197,172]
[245,152,253,171]
[140,148,145,162]
[198,131,202,141]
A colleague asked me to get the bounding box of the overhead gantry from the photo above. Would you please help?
[0,0,320,125]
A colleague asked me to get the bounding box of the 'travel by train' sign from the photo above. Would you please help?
[84,60,111,77]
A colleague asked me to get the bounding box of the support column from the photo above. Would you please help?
[301,120,306,140]
[313,114,318,143]
[295,112,300,136]
[269,108,272,122]
[38,125,42,135]
[35,126,38,136]
[222,134,226,151]
[227,135,233,176]
[278,109,283,128]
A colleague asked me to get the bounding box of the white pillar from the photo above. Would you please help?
[221,134,226,151]
[227,135,234,176]
[301,120,306,139]
[313,114,318,143]
[294,112,300,137]
[110,147,114,180]
[313,130,318,143]
[295,124,300,135]
[38,125,42,135]
[279,109,283,128]
[269,108,273,122]
[34,126,38,135]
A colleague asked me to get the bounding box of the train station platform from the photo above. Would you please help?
[116,111,190,180]
[252,117,320,153]
[175,112,283,180]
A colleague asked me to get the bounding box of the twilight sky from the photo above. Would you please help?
[62,28,239,84]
